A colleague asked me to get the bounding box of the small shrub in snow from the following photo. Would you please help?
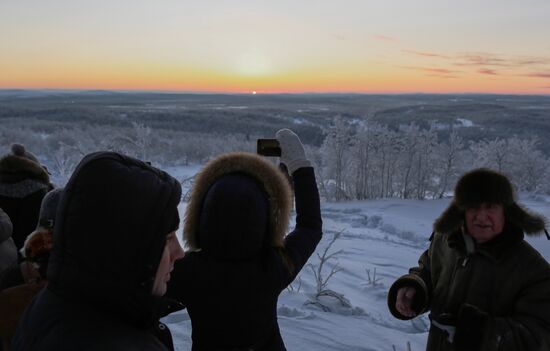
[286,276,302,293]
[305,230,363,313]
[365,267,382,286]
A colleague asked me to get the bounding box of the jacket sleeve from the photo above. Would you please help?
[279,167,322,288]
[388,239,434,320]
[0,208,13,242]
[454,256,550,351]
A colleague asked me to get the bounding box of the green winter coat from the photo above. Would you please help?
[388,207,550,351]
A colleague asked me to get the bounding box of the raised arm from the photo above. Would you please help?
[276,129,322,287]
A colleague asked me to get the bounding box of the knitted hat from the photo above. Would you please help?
[434,168,547,236]
[10,143,40,164]
[20,189,63,263]
[36,188,64,230]
[0,143,50,184]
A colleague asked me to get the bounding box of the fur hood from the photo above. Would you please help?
[184,152,292,252]
[434,168,547,237]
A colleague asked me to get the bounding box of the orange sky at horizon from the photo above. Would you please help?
[1,1,550,95]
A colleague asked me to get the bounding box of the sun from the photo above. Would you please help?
[252,91,257,95]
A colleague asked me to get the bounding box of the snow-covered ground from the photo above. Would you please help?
[162,166,550,351]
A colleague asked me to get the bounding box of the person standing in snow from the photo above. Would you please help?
[388,168,550,351]
[13,152,185,351]
[166,129,322,350]
[0,144,54,251]
[0,188,63,351]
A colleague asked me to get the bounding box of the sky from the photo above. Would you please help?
[1,0,550,94]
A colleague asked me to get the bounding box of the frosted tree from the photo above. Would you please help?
[470,138,509,172]
[505,137,548,192]
[411,126,438,199]
[320,117,354,201]
[396,124,438,199]
[434,130,465,199]
[470,136,549,193]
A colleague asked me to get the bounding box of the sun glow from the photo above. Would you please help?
[233,52,273,77]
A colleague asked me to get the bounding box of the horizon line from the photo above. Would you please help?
[1,88,550,97]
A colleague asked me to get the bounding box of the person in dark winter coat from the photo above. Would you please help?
[0,188,63,351]
[13,152,185,351]
[0,208,16,275]
[0,144,53,251]
[388,168,550,351]
[0,188,63,292]
[166,129,323,350]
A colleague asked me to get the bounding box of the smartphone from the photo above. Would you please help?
[257,139,281,157]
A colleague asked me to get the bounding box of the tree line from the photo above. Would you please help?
[315,118,550,200]
[1,117,549,198]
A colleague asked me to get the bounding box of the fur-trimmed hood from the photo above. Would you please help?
[434,169,547,236]
[184,152,292,257]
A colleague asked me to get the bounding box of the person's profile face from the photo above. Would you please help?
[152,231,184,296]
[465,203,505,243]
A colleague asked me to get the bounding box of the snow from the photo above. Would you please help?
[455,118,473,127]
[164,167,550,351]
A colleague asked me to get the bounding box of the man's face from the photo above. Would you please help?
[465,203,505,243]
[152,231,184,296]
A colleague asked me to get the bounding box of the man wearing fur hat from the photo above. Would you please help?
[0,144,53,251]
[388,168,550,351]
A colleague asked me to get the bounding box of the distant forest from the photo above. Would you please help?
[1,91,550,198]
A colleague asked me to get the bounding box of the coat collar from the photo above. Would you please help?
[446,222,524,262]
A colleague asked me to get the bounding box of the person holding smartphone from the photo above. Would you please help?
[166,128,322,350]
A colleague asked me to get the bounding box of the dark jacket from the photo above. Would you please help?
[0,208,16,274]
[388,205,550,351]
[0,153,53,250]
[0,281,45,351]
[13,152,184,351]
[166,152,322,351]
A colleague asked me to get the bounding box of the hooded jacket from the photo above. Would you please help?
[0,208,16,274]
[388,195,550,351]
[166,152,322,351]
[0,145,53,250]
[13,152,183,351]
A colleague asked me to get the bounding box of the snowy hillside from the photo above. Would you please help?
[162,166,550,351]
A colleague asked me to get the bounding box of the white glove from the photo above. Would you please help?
[275,129,311,174]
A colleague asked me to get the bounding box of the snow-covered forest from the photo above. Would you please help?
[2,91,550,350]
[2,92,550,197]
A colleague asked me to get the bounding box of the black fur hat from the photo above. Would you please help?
[434,168,547,236]
[454,169,514,209]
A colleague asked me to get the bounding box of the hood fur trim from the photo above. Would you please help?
[434,201,547,236]
[0,154,49,184]
[184,152,292,250]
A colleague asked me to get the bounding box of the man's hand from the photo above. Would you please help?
[396,286,417,317]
